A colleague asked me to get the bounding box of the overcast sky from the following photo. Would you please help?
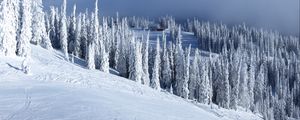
[44,0,299,36]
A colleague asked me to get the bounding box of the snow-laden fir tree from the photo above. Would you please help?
[31,0,41,45]
[112,29,121,69]
[248,48,256,111]
[129,38,143,83]
[102,18,111,54]
[0,2,5,53]
[68,4,76,54]
[31,0,52,50]
[92,0,109,73]
[87,41,95,69]
[229,48,241,110]
[74,13,82,57]
[99,40,110,73]
[182,45,191,99]
[109,18,117,68]
[48,6,57,46]
[12,0,20,41]
[198,61,210,104]
[215,45,230,109]
[54,7,60,48]
[93,0,100,68]
[239,53,250,110]
[99,23,110,73]
[222,47,230,109]
[116,30,128,77]
[169,41,175,93]
[86,13,97,69]
[207,55,214,106]
[0,0,19,56]
[174,26,186,98]
[161,31,171,90]
[135,41,143,83]
[18,0,32,74]
[113,24,120,70]
[80,13,88,59]
[60,0,69,60]
[141,32,150,85]
[189,48,200,100]
[128,37,136,79]
[17,0,32,57]
[150,37,161,90]
[54,8,61,49]
[44,12,50,35]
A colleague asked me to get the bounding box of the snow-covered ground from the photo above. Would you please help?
[0,45,262,120]
[134,29,199,48]
[134,29,218,59]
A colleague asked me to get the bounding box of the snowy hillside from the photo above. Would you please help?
[0,45,262,120]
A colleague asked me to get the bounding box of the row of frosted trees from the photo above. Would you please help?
[0,0,52,73]
[183,19,300,120]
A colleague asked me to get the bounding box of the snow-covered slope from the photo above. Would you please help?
[0,45,262,120]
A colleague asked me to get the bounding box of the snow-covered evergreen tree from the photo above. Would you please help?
[99,33,110,73]
[68,4,77,54]
[198,62,210,104]
[229,48,241,110]
[80,13,88,59]
[17,0,32,57]
[86,13,96,70]
[129,38,143,83]
[182,45,191,99]
[174,26,186,98]
[74,13,82,57]
[48,6,57,47]
[53,7,60,48]
[248,49,256,111]
[93,0,100,68]
[141,32,150,85]
[112,27,119,69]
[169,41,176,93]
[116,31,128,77]
[239,54,250,110]
[91,0,109,73]
[128,38,136,79]
[87,42,95,69]
[18,0,32,74]
[150,37,161,90]
[99,41,110,73]
[254,61,265,113]
[60,0,69,60]
[109,18,117,68]
[31,0,41,45]
[161,31,171,90]
[31,0,52,50]
[189,49,200,100]
[216,45,230,109]
[0,0,19,56]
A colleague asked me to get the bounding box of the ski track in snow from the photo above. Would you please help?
[4,88,31,120]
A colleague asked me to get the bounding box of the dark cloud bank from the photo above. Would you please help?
[44,0,299,36]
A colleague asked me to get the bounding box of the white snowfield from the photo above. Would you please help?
[0,45,262,120]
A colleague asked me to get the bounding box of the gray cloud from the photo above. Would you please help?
[44,0,299,36]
